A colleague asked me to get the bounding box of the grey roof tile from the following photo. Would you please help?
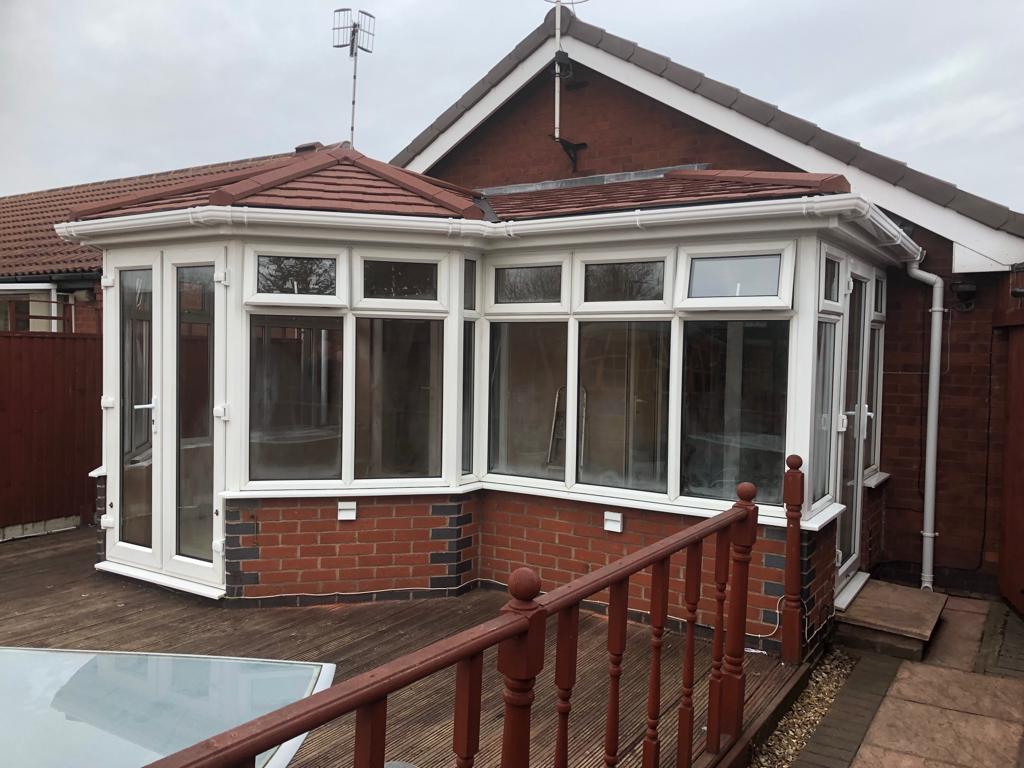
[597,31,637,61]
[662,61,704,91]
[809,130,861,164]
[948,190,1011,229]
[768,111,819,144]
[897,169,958,207]
[563,14,604,47]
[849,148,908,185]
[1002,212,1024,238]
[731,94,777,125]
[696,77,740,108]
[628,45,670,75]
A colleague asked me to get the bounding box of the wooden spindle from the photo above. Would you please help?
[498,567,546,768]
[782,455,805,665]
[705,527,731,754]
[554,604,580,768]
[453,652,483,768]
[604,578,629,767]
[676,541,703,768]
[353,697,387,768]
[642,558,670,768]
[720,483,759,739]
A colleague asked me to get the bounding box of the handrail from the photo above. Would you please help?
[147,612,527,768]
[537,502,747,613]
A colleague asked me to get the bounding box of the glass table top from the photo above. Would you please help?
[1,647,335,768]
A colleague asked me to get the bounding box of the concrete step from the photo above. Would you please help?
[835,580,947,660]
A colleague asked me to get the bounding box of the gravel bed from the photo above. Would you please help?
[749,648,857,768]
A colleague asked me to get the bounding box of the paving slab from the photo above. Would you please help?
[861,697,1023,767]
[889,661,1024,723]
[943,596,991,615]
[839,581,947,641]
[925,606,986,671]
[851,744,961,767]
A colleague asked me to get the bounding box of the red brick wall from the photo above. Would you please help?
[881,226,1005,587]
[427,64,794,189]
[70,282,102,335]
[860,485,885,571]
[803,521,836,651]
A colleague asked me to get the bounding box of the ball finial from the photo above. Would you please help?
[736,482,757,502]
[508,567,541,602]
[786,454,803,471]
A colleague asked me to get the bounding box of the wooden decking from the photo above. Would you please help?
[2,528,797,767]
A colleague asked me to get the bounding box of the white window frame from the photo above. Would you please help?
[819,244,845,315]
[243,243,348,308]
[484,251,572,315]
[675,239,796,311]
[461,254,482,482]
[863,322,885,478]
[571,246,675,314]
[353,247,450,313]
[872,269,887,321]
[809,315,843,515]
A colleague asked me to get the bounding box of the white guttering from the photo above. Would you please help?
[54,194,922,261]
[906,256,944,591]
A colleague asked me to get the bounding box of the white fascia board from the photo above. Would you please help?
[0,282,57,291]
[404,36,1022,270]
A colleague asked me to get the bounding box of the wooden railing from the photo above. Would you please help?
[148,482,769,768]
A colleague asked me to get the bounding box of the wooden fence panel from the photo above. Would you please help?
[0,331,101,531]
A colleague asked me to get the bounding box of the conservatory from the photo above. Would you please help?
[56,147,919,599]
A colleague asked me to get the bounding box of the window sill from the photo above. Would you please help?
[863,471,891,489]
[802,501,846,531]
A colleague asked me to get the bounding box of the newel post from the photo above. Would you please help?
[497,567,546,768]
[720,482,758,739]
[782,455,805,664]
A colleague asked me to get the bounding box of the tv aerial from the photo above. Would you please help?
[333,9,376,146]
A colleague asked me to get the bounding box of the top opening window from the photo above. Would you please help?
[464,259,477,311]
[258,255,336,296]
[823,258,840,303]
[584,261,665,302]
[677,242,795,310]
[363,260,437,301]
[495,265,561,304]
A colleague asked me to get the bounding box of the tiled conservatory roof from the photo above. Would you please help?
[74,145,486,221]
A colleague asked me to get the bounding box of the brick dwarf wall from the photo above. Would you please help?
[799,521,837,656]
[428,63,794,190]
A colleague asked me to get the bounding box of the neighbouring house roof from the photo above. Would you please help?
[391,8,1024,262]
[0,151,294,278]
[75,145,485,222]
[487,170,850,220]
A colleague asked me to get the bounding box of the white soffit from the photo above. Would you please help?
[404,37,1024,272]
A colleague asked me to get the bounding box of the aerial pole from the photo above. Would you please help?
[333,9,376,146]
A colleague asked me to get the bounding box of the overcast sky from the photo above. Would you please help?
[2,0,1022,210]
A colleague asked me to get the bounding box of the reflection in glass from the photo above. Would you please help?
[824,258,840,302]
[257,255,336,295]
[682,320,789,503]
[837,280,866,568]
[176,266,214,561]
[488,322,567,479]
[464,259,476,310]
[578,322,670,491]
[494,265,561,304]
[689,254,781,298]
[362,260,437,300]
[249,316,343,480]
[120,269,153,548]
[583,261,664,302]
[812,322,836,501]
[355,318,443,478]
[866,327,881,467]
[874,278,885,313]
[462,321,475,475]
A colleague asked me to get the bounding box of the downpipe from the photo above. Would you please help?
[906,254,943,591]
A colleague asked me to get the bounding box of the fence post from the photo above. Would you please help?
[498,567,546,768]
[720,482,758,739]
[782,455,805,664]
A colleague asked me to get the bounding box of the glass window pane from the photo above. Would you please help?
[689,254,781,298]
[583,261,664,302]
[464,260,476,311]
[824,258,840,302]
[249,316,343,480]
[355,318,443,478]
[177,266,214,561]
[578,322,670,492]
[120,269,153,548]
[257,255,336,295]
[812,322,836,501]
[363,260,438,300]
[866,327,881,467]
[494,265,561,304]
[488,322,567,479]
[682,320,789,503]
[874,279,885,313]
[462,321,475,474]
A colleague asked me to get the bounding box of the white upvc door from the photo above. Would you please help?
[834,257,875,591]
[159,246,227,588]
[104,250,164,571]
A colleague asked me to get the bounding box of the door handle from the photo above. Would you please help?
[132,396,159,434]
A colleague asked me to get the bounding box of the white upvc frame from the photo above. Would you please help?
[460,253,483,482]
[872,268,887,321]
[675,239,797,311]
[0,282,59,332]
[570,245,675,314]
[484,251,572,315]
[819,244,846,315]
[863,322,885,478]
[352,246,450,313]
[243,243,348,308]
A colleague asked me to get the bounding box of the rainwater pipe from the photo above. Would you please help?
[906,254,943,591]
